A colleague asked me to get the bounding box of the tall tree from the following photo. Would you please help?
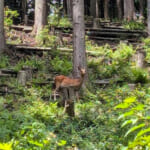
[67,0,73,18]
[116,0,123,20]
[96,0,99,18]
[90,0,96,17]
[104,0,109,20]
[22,0,27,24]
[0,0,5,52]
[73,0,87,78]
[124,0,135,21]
[139,0,144,19]
[33,0,47,34]
[148,0,150,35]
[63,0,67,15]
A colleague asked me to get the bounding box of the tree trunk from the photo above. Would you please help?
[139,0,144,19]
[104,0,109,20]
[124,0,135,21]
[67,0,73,19]
[116,0,123,20]
[33,0,47,34]
[148,0,150,35]
[90,0,96,17]
[63,0,67,15]
[0,0,5,52]
[96,0,99,18]
[22,0,27,25]
[73,0,87,78]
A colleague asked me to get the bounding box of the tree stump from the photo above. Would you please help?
[93,18,100,29]
[135,50,145,68]
[132,50,145,68]
[61,87,75,117]
[17,66,33,86]
[18,70,27,86]
[22,66,33,81]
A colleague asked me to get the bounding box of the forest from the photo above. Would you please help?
[1,0,150,149]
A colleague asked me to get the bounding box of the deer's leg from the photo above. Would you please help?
[53,82,61,101]
[75,91,80,102]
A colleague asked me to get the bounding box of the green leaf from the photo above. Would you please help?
[121,118,138,128]
[124,97,136,103]
[57,140,67,146]
[115,103,130,109]
[118,111,134,120]
[135,128,150,139]
[124,123,145,137]
[121,120,132,128]
[28,140,43,147]
[121,146,128,150]
[0,142,12,150]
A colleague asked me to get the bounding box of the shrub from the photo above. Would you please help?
[123,21,145,30]
[4,7,19,28]
[115,97,150,149]
[51,56,72,75]
[36,26,58,47]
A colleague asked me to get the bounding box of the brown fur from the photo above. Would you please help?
[53,68,86,100]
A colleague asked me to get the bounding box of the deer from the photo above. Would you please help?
[52,67,86,101]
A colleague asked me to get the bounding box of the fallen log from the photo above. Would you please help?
[12,45,103,56]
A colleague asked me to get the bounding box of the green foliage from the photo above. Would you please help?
[88,42,137,81]
[131,68,149,83]
[51,56,72,75]
[14,57,45,71]
[123,21,145,30]
[4,7,19,28]
[115,97,150,149]
[0,142,12,150]
[49,15,71,28]
[0,55,10,68]
[36,26,58,47]
[142,38,150,64]
[48,5,71,28]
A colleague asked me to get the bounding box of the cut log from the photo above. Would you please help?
[18,70,27,86]
[22,66,33,81]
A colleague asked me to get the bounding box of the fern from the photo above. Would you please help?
[115,97,150,149]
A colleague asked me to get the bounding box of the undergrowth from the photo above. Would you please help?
[0,41,150,149]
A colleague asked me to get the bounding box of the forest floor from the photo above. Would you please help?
[0,27,150,149]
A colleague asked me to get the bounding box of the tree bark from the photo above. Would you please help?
[63,0,67,15]
[72,0,87,78]
[124,0,135,21]
[67,0,73,18]
[22,0,27,25]
[90,0,96,17]
[116,0,123,20]
[96,0,99,18]
[33,0,47,34]
[104,0,109,20]
[139,0,144,19]
[148,0,150,35]
[0,0,5,52]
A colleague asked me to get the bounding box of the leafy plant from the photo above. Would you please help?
[131,68,149,83]
[143,38,150,64]
[14,57,45,71]
[4,7,19,28]
[51,56,72,75]
[123,21,145,30]
[0,142,12,150]
[115,97,150,149]
[36,26,58,47]
[0,55,10,68]
[48,4,71,28]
